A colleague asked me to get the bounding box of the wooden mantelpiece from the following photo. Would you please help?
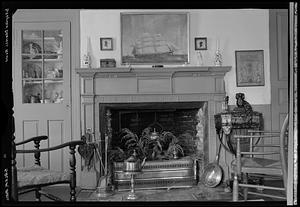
[76,66,231,96]
[76,66,231,78]
[76,66,231,185]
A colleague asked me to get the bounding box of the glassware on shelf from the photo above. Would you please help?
[22,30,42,40]
[43,30,63,54]
[44,82,63,103]
[44,61,63,78]
[23,81,43,103]
[21,29,64,104]
[22,61,42,79]
[22,42,42,59]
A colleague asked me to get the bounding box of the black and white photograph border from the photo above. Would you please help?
[0,1,298,206]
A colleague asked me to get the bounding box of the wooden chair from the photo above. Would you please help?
[11,135,84,202]
[232,114,289,201]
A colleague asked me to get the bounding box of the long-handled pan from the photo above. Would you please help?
[202,141,223,187]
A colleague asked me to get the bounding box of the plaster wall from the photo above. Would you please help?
[80,9,270,105]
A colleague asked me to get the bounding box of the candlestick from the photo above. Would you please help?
[197,51,204,66]
[214,39,222,66]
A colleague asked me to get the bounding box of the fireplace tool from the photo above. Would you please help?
[202,141,223,187]
[96,134,114,198]
[123,150,146,200]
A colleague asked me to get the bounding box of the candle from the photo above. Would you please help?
[216,39,219,51]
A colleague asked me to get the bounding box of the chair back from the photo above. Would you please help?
[280,113,289,191]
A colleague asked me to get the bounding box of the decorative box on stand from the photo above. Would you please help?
[214,103,263,155]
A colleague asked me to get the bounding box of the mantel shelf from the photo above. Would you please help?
[75,66,231,78]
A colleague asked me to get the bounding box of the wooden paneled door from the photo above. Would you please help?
[13,22,71,172]
[269,9,289,159]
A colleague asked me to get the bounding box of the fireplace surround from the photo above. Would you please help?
[76,66,231,187]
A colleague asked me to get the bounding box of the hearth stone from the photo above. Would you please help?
[113,157,198,191]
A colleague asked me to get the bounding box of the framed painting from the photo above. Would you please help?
[121,12,189,65]
[195,37,207,50]
[235,50,265,87]
[100,38,113,51]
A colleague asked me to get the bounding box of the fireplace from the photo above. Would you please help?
[76,66,231,188]
[101,101,208,190]
[100,102,208,161]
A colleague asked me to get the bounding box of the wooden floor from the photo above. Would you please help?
[18,179,286,203]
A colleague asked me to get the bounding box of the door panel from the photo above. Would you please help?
[276,12,289,81]
[268,9,288,160]
[48,120,64,171]
[13,22,71,171]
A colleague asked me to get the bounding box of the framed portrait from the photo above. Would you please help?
[195,37,207,50]
[100,38,113,51]
[121,12,189,65]
[235,50,265,87]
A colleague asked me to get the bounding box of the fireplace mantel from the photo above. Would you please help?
[76,66,231,78]
[76,66,231,96]
[76,66,231,176]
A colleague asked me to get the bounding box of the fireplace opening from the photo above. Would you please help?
[100,101,208,162]
[99,101,209,190]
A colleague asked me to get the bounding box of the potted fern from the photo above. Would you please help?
[112,128,189,191]
[116,128,185,161]
[119,128,149,160]
[166,135,184,159]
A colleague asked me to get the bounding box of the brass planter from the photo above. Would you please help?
[114,157,198,191]
[123,150,146,172]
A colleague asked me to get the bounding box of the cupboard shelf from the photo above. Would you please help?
[22,58,63,62]
[22,53,63,55]
[23,37,60,41]
[23,79,63,83]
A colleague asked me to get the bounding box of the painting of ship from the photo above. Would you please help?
[131,33,178,58]
[121,12,189,64]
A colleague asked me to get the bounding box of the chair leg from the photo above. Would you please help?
[70,183,76,202]
[242,173,248,201]
[35,188,41,201]
[69,145,76,202]
[233,174,239,201]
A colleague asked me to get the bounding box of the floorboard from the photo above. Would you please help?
[18,180,285,202]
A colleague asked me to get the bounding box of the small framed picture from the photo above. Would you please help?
[235,50,265,87]
[195,37,207,50]
[100,38,113,51]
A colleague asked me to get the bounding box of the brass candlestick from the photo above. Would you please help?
[123,150,145,200]
[125,172,140,200]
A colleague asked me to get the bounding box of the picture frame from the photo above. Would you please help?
[235,50,265,87]
[195,37,207,50]
[120,12,189,65]
[100,38,113,51]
